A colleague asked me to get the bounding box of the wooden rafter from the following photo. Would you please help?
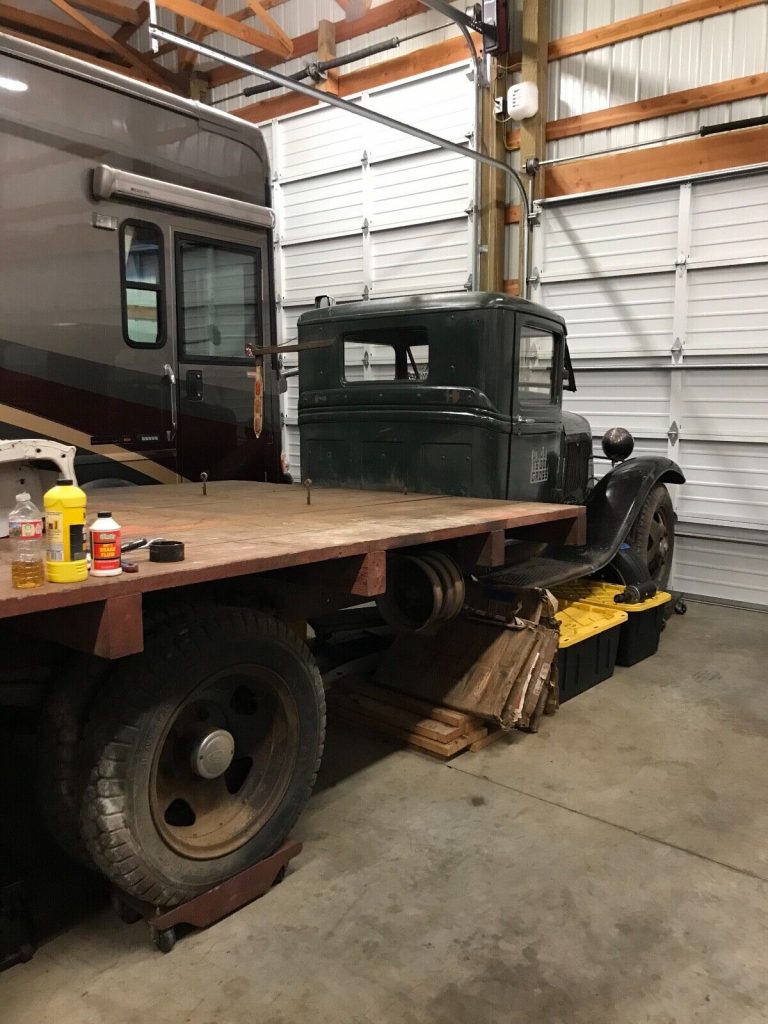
[69,0,144,26]
[245,0,292,53]
[0,3,116,55]
[113,0,148,44]
[153,0,289,57]
[208,0,425,89]
[336,0,372,17]
[152,0,293,59]
[178,0,218,70]
[0,23,158,84]
[48,0,177,89]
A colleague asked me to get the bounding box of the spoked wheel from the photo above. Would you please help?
[628,483,675,590]
[80,607,325,907]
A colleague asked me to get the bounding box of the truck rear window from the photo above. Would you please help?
[342,328,428,384]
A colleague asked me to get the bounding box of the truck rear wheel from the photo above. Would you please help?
[628,483,675,590]
[80,607,325,907]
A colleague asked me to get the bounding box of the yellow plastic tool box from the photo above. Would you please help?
[554,581,672,667]
[555,601,628,702]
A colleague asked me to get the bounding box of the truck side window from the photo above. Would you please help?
[120,221,164,347]
[177,237,260,362]
[343,328,428,383]
[519,328,556,403]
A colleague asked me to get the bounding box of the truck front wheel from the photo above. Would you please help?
[627,483,675,590]
[80,607,325,907]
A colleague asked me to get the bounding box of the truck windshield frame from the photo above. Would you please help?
[175,233,262,366]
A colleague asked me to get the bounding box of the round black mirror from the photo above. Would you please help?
[602,427,634,463]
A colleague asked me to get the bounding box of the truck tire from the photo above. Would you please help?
[80,607,325,907]
[37,656,111,866]
[628,483,675,590]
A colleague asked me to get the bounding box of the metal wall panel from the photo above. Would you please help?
[547,3,768,161]
[371,149,472,230]
[281,235,364,305]
[545,274,675,361]
[280,170,363,244]
[676,440,768,529]
[371,220,470,296]
[542,168,768,604]
[687,265,768,358]
[541,189,679,279]
[674,535,768,607]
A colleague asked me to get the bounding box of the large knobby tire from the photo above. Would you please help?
[80,607,325,907]
[628,483,675,590]
[37,656,112,866]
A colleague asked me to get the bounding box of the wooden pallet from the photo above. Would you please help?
[329,678,504,760]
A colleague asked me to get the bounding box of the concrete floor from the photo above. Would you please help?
[3,601,768,1023]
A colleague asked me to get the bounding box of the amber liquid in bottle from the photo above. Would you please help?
[11,560,45,589]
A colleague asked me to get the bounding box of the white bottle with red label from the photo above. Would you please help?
[89,511,122,577]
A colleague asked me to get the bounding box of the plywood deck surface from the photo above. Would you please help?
[0,482,584,620]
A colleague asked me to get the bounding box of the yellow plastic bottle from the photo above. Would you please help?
[44,477,88,583]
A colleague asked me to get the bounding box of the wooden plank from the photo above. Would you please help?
[236,35,475,123]
[469,727,503,752]
[208,0,426,89]
[548,0,765,61]
[340,678,485,732]
[547,73,768,141]
[316,18,339,95]
[504,203,522,224]
[503,279,521,296]
[113,0,148,45]
[0,3,117,55]
[518,0,549,287]
[546,123,768,198]
[333,706,471,758]
[0,482,583,625]
[505,127,520,150]
[332,690,463,742]
[154,0,292,58]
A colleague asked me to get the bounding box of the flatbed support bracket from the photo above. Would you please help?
[15,594,144,660]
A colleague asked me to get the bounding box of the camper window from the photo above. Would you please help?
[177,238,261,363]
[120,221,164,348]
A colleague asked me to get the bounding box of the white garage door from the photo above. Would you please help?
[259,64,475,473]
[534,171,768,607]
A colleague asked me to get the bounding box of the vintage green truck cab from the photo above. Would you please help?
[297,293,685,591]
[298,293,592,505]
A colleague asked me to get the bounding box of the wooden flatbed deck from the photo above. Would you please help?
[0,482,584,659]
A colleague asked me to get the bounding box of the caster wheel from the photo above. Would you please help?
[273,866,287,887]
[153,927,176,954]
[674,598,688,615]
[111,893,143,925]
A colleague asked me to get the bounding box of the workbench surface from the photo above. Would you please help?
[0,482,584,653]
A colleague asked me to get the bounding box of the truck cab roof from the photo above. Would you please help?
[299,292,567,331]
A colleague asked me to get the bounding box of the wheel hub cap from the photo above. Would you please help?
[190,728,235,780]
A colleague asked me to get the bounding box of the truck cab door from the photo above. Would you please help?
[508,318,564,501]
[173,230,279,483]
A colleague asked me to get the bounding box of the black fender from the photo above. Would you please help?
[585,457,685,569]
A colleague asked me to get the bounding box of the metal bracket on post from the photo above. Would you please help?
[667,421,680,446]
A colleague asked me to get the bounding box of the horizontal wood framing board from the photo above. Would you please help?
[546,123,768,197]
[237,34,473,123]
[0,481,585,622]
[208,0,426,89]
[0,3,117,55]
[547,72,768,140]
[504,203,521,224]
[548,0,765,61]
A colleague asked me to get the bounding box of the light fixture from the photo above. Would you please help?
[0,75,28,93]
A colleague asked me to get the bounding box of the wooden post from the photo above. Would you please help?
[317,19,340,95]
[518,0,549,288]
[477,65,506,292]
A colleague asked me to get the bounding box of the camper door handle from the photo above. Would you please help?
[164,364,178,440]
